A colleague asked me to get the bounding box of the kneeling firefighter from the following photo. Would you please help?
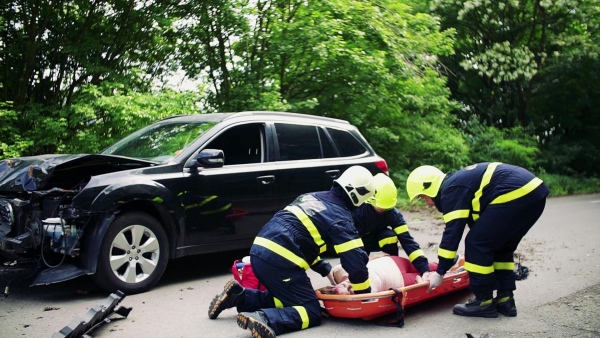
[406,162,550,318]
[208,165,376,337]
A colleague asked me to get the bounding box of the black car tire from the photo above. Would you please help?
[92,212,169,294]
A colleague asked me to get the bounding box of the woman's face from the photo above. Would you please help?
[333,281,354,295]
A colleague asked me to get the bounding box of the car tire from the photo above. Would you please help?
[92,212,169,294]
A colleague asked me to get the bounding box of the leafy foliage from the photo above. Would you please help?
[1,0,598,193]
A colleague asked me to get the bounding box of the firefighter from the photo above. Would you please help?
[406,163,550,318]
[207,165,375,337]
[353,173,432,278]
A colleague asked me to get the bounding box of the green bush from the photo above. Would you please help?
[537,171,600,196]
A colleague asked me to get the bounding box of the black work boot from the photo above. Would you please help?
[208,279,245,319]
[496,291,517,317]
[237,311,276,338]
[453,298,498,318]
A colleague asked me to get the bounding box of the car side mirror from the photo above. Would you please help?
[188,149,225,170]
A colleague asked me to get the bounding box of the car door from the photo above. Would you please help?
[271,122,345,209]
[181,122,278,252]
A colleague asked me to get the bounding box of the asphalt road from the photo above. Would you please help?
[1,193,599,338]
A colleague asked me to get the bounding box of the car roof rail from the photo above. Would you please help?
[224,111,350,124]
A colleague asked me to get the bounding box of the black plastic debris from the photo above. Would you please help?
[52,290,132,338]
[514,262,530,281]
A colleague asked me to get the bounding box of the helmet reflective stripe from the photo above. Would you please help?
[406,165,446,202]
[334,165,375,206]
[367,173,397,210]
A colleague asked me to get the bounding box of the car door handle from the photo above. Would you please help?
[256,175,276,185]
[325,170,340,179]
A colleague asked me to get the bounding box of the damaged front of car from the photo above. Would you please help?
[0,154,161,291]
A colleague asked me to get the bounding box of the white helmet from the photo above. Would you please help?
[334,166,375,206]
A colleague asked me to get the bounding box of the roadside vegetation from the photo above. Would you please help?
[1,0,598,198]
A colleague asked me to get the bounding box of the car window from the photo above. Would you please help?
[204,123,264,165]
[101,121,216,162]
[327,128,368,157]
[318,128,336,158]
[275,123,322,161]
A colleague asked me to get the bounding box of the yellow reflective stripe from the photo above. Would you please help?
[285,206,325,249]
[253,237,310,270]
[464,261,494,274]
[351,278,371,292]
[199,203,232,215]
[443,209,470,223]
[493,261,514,271]
[378,236,398,248]
[334,238,364,254]
[393,224,408,235]
[408,249,425,262]
[311,256,322,265]
[274,297,284,308]
[292,306,309,329]
[497,296,510,303]
[438,248,457,259]
[491,177,543,204]
[198,195,218,207]
[472,162,500,217]
[152,196,163,203]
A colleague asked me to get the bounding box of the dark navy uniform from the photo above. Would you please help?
[353,205,431,275]
[432,162,550,299]
[239,186,370,335]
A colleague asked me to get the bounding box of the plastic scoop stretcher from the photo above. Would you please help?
[316,258,469,322]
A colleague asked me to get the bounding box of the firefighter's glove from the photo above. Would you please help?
[421,271,430,282]
[426,272,444,293]
[327,270,337,286]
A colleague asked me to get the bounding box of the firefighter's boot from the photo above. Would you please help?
[453,297,498,318]
[237,311,276,338]
[208,279,245,319]
[496,291,517,317]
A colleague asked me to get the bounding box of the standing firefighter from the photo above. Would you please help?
[208,165,375,337]
[353,173,432,278]
[406,163,550,318]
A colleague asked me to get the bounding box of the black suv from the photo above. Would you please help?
[0,111,388,294]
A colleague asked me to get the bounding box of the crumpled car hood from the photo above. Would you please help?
[0,154,154,192]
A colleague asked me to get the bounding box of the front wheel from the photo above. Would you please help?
[92,212,169,294]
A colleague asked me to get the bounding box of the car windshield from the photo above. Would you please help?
[101,121,216,162]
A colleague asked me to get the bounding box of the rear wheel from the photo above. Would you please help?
[92,212,169,294]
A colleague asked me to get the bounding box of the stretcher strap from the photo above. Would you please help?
[373,288,405,328]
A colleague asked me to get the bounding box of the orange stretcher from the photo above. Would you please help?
[316,258,469,325]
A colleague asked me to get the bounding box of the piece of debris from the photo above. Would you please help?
[44,307,60,311]
[52,290,132,338]
[515,263,530,280]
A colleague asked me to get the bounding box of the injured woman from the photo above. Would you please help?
[329,254,439,295]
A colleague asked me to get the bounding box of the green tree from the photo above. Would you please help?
[0,0,181,156]
[177,0,469,173]
[430,0,600,175]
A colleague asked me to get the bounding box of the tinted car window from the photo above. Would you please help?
[327,128,368,157]
[318,128,336,158]
[275,123,321,161]
[205,123,264,165]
